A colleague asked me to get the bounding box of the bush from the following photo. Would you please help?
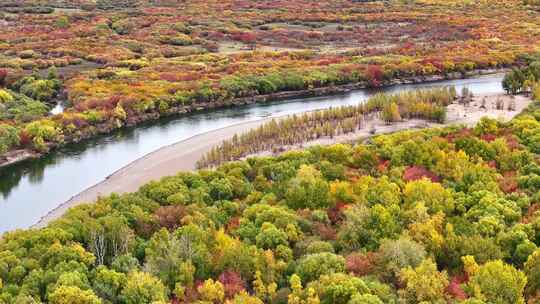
[0,89,13,103]
[0,124,20,154]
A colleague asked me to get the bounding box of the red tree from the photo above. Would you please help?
[403,166,441,183]
[218,271,246,298]
[0,69,7,86]
[366,65,384,87]
[345,252,377,276]
[446,274,468,300]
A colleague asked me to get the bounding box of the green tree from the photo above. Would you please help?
[93,266,127,303]
[338,204,401,251]
[48,286,101,304]
[295,253,345,283]
[288,274,320,304]
[285,165,331,210]
[209,178,234,201]
[308,273,369,304]
[467,260,527,304]
[398,259,448,303]
[55,16,70,29]
[121,271,167,304]
[524,249,540,296]
[144,228,188,289]
[377,237,426,283]
[403,178,454,214]
[0,124,20,153]
[255,223,288,249]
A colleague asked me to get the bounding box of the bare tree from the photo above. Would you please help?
[90,228,106,265]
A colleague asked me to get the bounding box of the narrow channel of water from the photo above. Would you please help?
[0,75,504,233]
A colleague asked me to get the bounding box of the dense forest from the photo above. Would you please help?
[1,65,540,303]
[1,0,540,161]
[2,1,540,303]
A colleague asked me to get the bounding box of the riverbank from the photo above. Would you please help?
[1,68,509,169]
[33,92,532,228]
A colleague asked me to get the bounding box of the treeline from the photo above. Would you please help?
[198,87,456,168]
[3,100,540,303]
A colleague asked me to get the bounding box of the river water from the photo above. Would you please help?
[0,74,504,233]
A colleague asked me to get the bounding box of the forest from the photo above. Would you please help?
[1,62,540,303]
[2,1,540,303]
[1,0,540,161]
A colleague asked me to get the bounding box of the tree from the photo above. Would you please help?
[351,145,379,174]
[288,274,320,304]
[141,176,188,204]
[218,270,246,299]
[198,279,225,303]
[353,176,401,207]
[236,203,301,247]
[407,212,445,253]
[439,236,504,272]
[524,249,540,296]
[295,253,345,283]
[111,254,140,274]
[381,102,401,124]
[121,271,167,304]
[398,259,449,303]
[403,178,454,214]
[154,205,187,231]
[226,291,264,304]
[50,271,92,293]
[338,204,401,251]
[48,286,101,304]
[93,266,127,303]
[0,89,13,103]
[348,294,383,304]
[308,273,369,304]
[144,228,193,290]
[255,223,288,249]
[467,260,527,304]
[377,237,426,283]
[0,69,7,86]
[253,270,277,302]
[209,178,234,201]
[474,117,499,136]
[0,124,20,154]
[345,252,376,277]
[55,16,70,29]
[285,165,331,210]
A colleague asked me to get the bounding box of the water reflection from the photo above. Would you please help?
[0,75,504,233]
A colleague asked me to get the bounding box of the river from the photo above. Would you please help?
[0,74,504,233]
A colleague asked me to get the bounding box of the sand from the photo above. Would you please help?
[33,93,532,228]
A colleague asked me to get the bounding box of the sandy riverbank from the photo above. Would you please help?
[33,93,532,228]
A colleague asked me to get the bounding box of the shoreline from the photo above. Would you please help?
[32,118,273,228]
[1,68,508,169]
[33,92,532,228]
